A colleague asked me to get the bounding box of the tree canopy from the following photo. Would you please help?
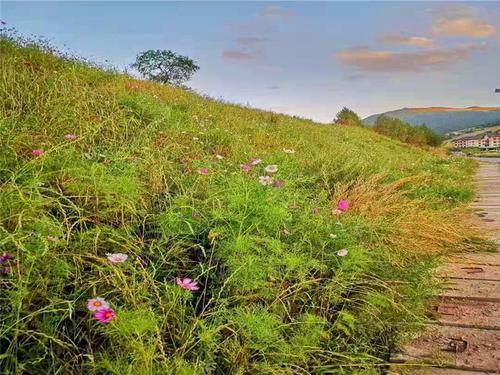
[373,115,442,147]
[334,107,363,127]
[131,49,199,85]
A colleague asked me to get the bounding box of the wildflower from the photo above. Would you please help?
[0,253,14,263]
[215,154,224,160]
[46,236,58,242]
[259,176,273,186]
[176,277,200,291]
[272,179,285,188]
[198,168,209,175]
[283,148,296,154]
[331,209,342,215]
[329,234,337,239]
[264,165,278,174]
[64,134,78,140]
[94,308,116,324]
[192,137,199,141]
[338,200,349,212]
[86,297,109,312]
[31,149,44,157]
[106,253,128,264]
[240,164,252,173]
[311,208,319,215]
[337,249,348,257]
[250,157,262,165]
[1,266,9,274]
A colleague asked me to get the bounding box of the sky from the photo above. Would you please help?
[2,1,500,122]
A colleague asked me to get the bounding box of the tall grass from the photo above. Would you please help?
[0,38,487,374]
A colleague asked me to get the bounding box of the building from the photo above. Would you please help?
[452,131,500,150]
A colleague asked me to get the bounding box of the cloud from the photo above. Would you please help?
[222,50,256,61]
[434,17,497,38]
[382,35,435,48]
[268,85,281,90]
[336,44,484,72]
[259,6,294,20]
[433,5,497,38]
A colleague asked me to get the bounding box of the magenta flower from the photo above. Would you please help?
[64,134,78,140]
[240,164,252,173]
[31,149,44,157]
[94,308,116,324]
[1,266,9,274]
[0,253,14,263]
[250,157,262,165]
[338,200,349,212]
[176,277,200,291]
[86,297,109,312]
[198,168,209,175]
[106,253,128,264]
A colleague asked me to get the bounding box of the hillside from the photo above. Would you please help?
[364,106,500,134]
[0,39,488,374]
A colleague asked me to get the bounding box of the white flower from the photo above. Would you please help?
[106,253,128,264]
[259,176,273,186]
[215,154,224,160]
[283,148,296,154]
[336,249,348,257]
[329,234,337,239]
[192,137,199,141]
[264,165,278,174]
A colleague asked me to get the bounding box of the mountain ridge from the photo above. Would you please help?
[363,106,500,134]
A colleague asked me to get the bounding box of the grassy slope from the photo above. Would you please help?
[0,41,485,374]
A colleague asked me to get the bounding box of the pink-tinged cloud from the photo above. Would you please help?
[433,17,497,38]
[382,35,435,48]
[336,44,485,72]
[222,50,255,61]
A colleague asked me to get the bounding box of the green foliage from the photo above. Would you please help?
[334,107,363,127]
[131,49,200,86]
[0,37,486,374]
[373,115,443,147]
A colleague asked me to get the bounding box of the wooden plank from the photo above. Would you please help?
[436,263,500,281]
[430,297,500,330]
[392,325,500,372]
[389,366,500,374]
[447,253,500,267]
[439,279,500,302]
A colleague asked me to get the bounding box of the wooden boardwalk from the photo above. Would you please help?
[390,160,500,374]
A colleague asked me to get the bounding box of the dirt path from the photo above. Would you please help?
[390,160,500,374]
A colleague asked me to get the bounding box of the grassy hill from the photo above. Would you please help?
[0,38,488,374]
[364,107,500,134]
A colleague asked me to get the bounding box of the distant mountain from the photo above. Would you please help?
[363,107,500,134]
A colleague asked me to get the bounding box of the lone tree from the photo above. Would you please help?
[131,49,199,86]
[334,107,363,126]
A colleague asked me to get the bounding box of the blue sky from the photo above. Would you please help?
[2,1,500,122]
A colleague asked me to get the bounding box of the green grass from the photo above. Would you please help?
[0,38,488,374]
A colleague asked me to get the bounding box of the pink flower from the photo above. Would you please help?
[272,179,285,188]
[240,164,252,173]
[106,253,128,264]
[337,249,348,257]
[94,308,116,324]
[258,176,273,186]
[86,297,109,312]
[337,200,349,212]
[264,165,278,174]
[250,157,262,165]
[176,277,200,291]
[31,149,44,157]
[64,134,78,140]
[311,208,319,215]
[198,168,209,175]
